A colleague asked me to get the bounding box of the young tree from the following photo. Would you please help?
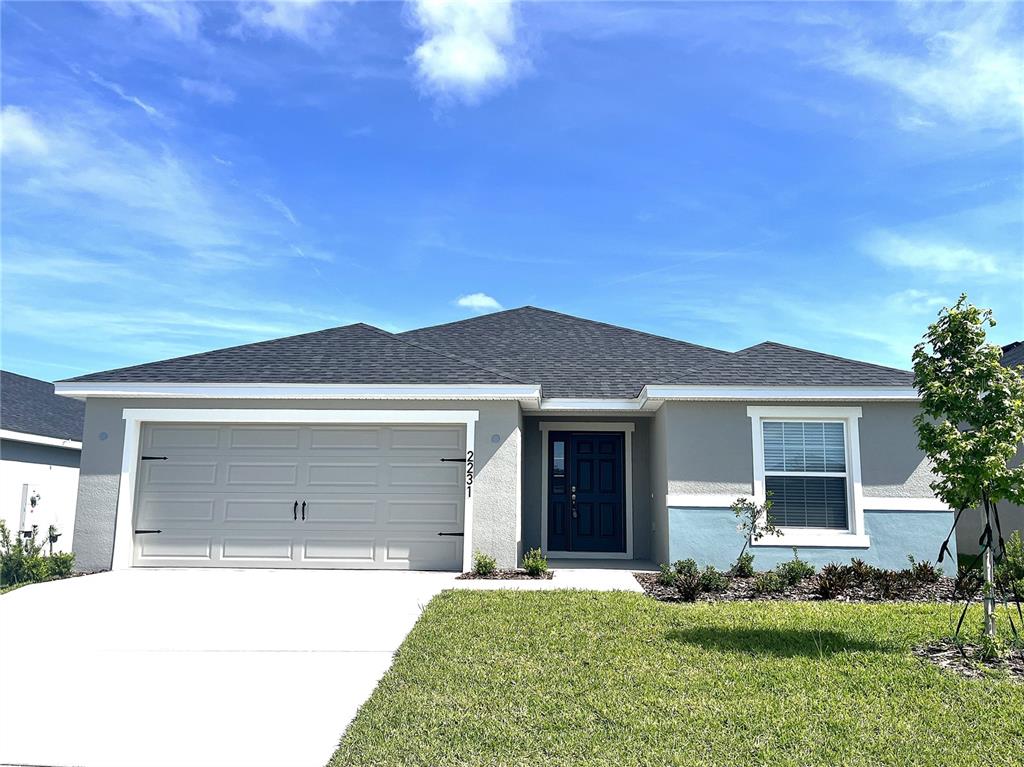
[913,294,1024,637]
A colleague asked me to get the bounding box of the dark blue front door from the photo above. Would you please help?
[547,432,626,553]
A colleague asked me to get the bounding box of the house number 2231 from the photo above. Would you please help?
[465,450,474,498]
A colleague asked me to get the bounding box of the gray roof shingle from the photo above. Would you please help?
[2,371,85,442]
[61,307,915,397]
[65,323,529,386]
[1002,342,1024,368]
[401,307,731,398]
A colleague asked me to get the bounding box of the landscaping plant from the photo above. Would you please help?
[817,563,852,599]
[775,548,815,586]
[730,494,782,574]
[731,551,756,578]
[521,548,548,577]
[471,550,497,577]
[0,521,75,589]
[912,294,1024,638]
[752,570,784,595]
[699,566,730,594]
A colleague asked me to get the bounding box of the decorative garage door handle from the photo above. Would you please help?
[135,529,162,534]
[437,532,464,537]
[301,501,306,521]
[293,501,298,521]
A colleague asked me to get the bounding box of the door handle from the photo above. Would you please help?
[293,501,298,521]
[301,501,306,521]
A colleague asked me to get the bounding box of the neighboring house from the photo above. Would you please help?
[1,371,85,553]
[955,341,1024,556]
[55,307,955,574]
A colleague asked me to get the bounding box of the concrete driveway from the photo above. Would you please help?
[0,569,455,767]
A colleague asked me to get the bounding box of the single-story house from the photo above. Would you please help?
[1,371,85,552]
[955,341,1024,556]
[55,307,956,574]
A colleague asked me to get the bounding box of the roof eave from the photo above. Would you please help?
[642,384,920,401]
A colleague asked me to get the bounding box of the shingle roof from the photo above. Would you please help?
[652,341,914,387]
[1,371,85,442]
[61,307,916,397]
[65,323,529,385]
[1002,341,1024,369]
[401,307,731,398]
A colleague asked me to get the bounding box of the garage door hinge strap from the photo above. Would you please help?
[437,532,464,537]
[439,457,467,463]
[141,455,168,461]
[135,529,162,534]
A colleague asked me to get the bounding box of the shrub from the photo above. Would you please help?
[849,558,874,587]
[817,563,852,599]
[906,555,941,585]
[0,521,47,586]
[955,564,984,597]
[996,531,1024,599]
[657,563,678,587]
[731,552,755,578]
[472,551,497,577]
[775,549,815,586]
[44,552,75,580]
[700,566,730,594]
[871,568,907,599]
[676,572,703,602]
[753,571,784,595]
[673,558,699,578]
[521,548,548,577]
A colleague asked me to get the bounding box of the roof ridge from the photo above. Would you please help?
[743,340,912,375]
[61,323,373,382]
[357,324,536,386]
[396,306,530,335]
[2,370,53,385]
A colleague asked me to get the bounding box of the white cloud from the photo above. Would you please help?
[180,78,237,105]
[0,106,48,156]
[88,70,162,118]
[100,2,203,41]
[455,292,503,312]
[826,3,1024,129]
[233,0,337,43]
[865,231,1000,275]
[409,0,524,101]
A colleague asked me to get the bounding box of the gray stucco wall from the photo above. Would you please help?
[521,415,652,560]
[72,397,522,572]
[0,439,80,468]
[658,400,952,571]
[662,400,940,499]
[650,407,669,565]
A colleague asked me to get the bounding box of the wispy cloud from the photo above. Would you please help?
[232,0,339,44]
[823,3,1023,130]
[259,193,299,225]
[455,292,503,312]
[180,77,237,105]
[99,1,204,41]
[864,231,1000,275]
[409,0,526,101]
[88,70,163,118]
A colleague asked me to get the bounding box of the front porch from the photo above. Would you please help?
[521,415,654,563]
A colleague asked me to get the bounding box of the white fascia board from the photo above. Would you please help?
[0,429,82,450]
[530,396,649,412]
[643,385,919,401]
[54,382,541,401]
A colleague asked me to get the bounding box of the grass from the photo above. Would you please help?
[330,591,1024,767]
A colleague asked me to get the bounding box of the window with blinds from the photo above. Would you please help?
[762,421,849,530]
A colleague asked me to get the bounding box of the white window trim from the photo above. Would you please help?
[746,406,869,549]
[112,408,479,572]
[538,422,634,560]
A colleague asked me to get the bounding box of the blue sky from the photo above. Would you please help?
[1,1,1021,381]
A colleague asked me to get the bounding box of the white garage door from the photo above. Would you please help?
[132,423,466,570]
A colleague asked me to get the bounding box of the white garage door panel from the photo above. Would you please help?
[134,423,466,569]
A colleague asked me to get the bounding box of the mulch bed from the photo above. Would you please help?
[914,639,1024,682]
[457,569,553,580]
[634,572,966,604]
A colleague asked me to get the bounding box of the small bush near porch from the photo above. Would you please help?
[330,591,1023,767]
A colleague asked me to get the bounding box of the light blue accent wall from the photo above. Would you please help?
[668,507,957,575]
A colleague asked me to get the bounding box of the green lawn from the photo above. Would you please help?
[330,591,1024,767]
